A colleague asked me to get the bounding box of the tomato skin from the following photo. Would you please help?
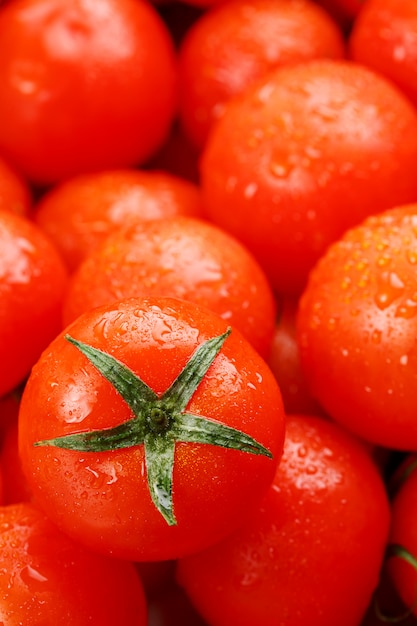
[177,414,390,626]
[62,216,277,357]
[297,203,417,450]
[268,296,325,415]
[201,59,417,296]
[34,169,204,272]
[388,459,417,618]
[349,0,417,109]
[0,156,32,217]
[0,211,68,397]
[178,0,346,151]
[0,501,147,625]
[18,296,285,561]
[0,0,178,185]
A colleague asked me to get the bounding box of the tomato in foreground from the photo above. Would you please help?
[0,501,147,625]
[177,414,390,626]
[297,203,417,451]
[18,296,285,561]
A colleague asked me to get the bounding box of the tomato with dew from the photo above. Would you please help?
[0,501,147,625]
[19,296,285,561]
[201,59,417,295]
[297,203,417,451]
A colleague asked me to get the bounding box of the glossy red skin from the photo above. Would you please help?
[297,204,417,451]
[0,156,32,217]
[1,420,32,504]
[34,169,204,272]
[0,212,68,397]
[268,297,325,415]
[201,59,417,296]
[178,0,346,151]
[62,217,277,358]
[177,414,391,626]
[388,459,417,619]
[349,0,417,109]
[19,297,285,561]
[0,502,147,625]
[0,0,178,185]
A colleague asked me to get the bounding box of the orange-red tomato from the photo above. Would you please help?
[34,169,204,272]
[349,0,417,109]
[200,59,417,296]
[0,501,147,625]
[297,203,417,451]
[387,457,417,621]
[178,0,346,151]
[0,211,68,397]
[177,414,390,626]
[0,0,178,185]
[19,296,285,561]
[62,217,277,357]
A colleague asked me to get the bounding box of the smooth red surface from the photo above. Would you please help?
[0,0,178,185]
[177,414,390,626]
[201,60,417,295]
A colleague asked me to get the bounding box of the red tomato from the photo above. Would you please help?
[62,216,277,358]
[296,203,417,451]
[178,0,346,151]
[349,0,417,109]
[0,0,178,185]
[200,59,417,296]
[0,501,147,625]
[18,296,285,561]
[34,169,204,272]
[268,296,325,415]
[387,457,417,621]
[0,211,68,397]
[177,414,390,626]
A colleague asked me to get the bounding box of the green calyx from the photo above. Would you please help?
[34,327,273,526]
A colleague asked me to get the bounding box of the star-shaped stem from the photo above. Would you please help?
[34,328,273,525]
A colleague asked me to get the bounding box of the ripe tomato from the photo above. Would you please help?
[0,211,68,398]
[0,0,178,185]
[177,414,390,626]
[62,216,277,358]
[268,296,325,415]
[349,0,417,109]
[296,203,417,451]
[200,59,417,295]
[178,0,346,151]
[34,169,204,272]
[386,456,417,621]
[0,501,147,625]
[19,296,285,561]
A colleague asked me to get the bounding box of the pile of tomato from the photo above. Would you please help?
[1,0,417,624]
